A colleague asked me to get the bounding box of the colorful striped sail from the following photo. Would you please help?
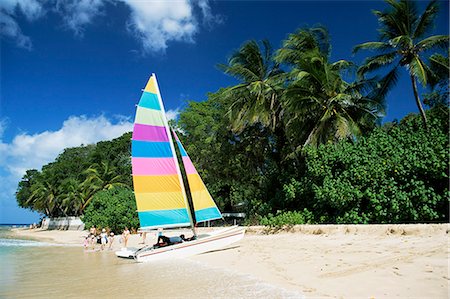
[173,131,222,223]
[132,75,192,230]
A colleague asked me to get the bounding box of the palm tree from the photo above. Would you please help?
[276,27,385,148]
[28,180,59,217]
[218,40,289,165]
[80,161,127,211]
[353,0,449,128]
[59,178,83,216]
[423,50,449,107]
[218,40,284,133]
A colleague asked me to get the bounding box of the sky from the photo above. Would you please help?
[1,0,448,224]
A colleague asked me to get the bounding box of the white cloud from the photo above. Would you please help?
[54,0,105,36]
[0,0,44,50]
[123,0,197,53]
[0,115,133,205]
[197,0,223,27]
[165,108,181,121]
[1,0,220,53]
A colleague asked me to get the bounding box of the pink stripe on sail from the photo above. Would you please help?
[182,156,197,175]
[132,157,177,175]
[133,124,168,142]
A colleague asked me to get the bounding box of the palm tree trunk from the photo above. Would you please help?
[410,74,428,129]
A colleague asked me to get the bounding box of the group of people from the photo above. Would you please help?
[84,226,117,251]
[83,225,196,251]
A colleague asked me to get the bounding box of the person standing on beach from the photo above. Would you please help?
[122,227,130,248]
[100,229,108,250]
[108,232,115,250]
[140,231,147,244]
[89,226,97,250]
[83,236,89,250]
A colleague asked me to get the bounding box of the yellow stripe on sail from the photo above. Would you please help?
[186,173,217,210]
[144,76,158,94]
[133,175,181,193]
[191,190,216,210]
[186,173,206,192]
[135,192,186,211]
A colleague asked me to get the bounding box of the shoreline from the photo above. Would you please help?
[10,224,450,298]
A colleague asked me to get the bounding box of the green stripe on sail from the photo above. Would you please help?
[135,106,165,127]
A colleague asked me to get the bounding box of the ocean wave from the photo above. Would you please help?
[0,238,75,247]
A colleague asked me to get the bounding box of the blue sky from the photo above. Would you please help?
[1,0,448,224]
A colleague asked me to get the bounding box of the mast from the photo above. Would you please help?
[152,74,197,236]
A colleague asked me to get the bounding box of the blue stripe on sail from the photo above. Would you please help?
[138,209,190,228]
[132,140,172,158]
[195,207,222,223]
[138,92,161,110]
[176,141,188,157]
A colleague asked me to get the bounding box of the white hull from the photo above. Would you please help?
[115,247,138,259]
[126,226,245,263]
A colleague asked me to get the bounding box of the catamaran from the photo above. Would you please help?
[115,74,245,262]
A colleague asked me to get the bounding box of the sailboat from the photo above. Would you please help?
[115,74,245,262]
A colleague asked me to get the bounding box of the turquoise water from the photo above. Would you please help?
[0,227,303,298]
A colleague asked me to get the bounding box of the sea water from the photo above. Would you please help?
[0,227,303,299]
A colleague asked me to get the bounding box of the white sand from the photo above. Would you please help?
[13,224,449,298]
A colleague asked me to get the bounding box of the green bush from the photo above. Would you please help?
[293,107,449,224]
[259,209,314,228]
[82,187,139,233]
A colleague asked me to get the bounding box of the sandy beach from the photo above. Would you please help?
[11,224,449,298]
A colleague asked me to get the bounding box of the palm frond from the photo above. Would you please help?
[374,0,418,40]
[408,56,428,86]
[389,35,412,49]
[310,25,331,57]
[357,51,398,77]
[275,27,330,65]
[367,66,400,104]
[353,41,393,54]
[428,52,449,79]
[331,60,355,72]
[413,0,439,39]
[415,35,449,52]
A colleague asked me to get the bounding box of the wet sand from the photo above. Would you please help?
[1,245,299,299]
[11,224,450,298]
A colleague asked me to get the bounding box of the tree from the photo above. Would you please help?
[281,106,449,223]
[276,27,385,148]
[15,132,133,217]
[423,50,449,107]
[16,169,40,210]
[176,91,275,215]
[59,178,83,216]
[218,40,287,163]
[218,40,284,132]
[82,187,139,233]
[28,180,59,217]
[80,161,128,212]
[354,0,449,128]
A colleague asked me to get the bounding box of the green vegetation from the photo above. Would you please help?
[285,106,449,224]
[16,133,133,217]
[16,0,449,228]
[82,187,139,233]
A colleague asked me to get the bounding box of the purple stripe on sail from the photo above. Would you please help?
[133,124,168,142]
